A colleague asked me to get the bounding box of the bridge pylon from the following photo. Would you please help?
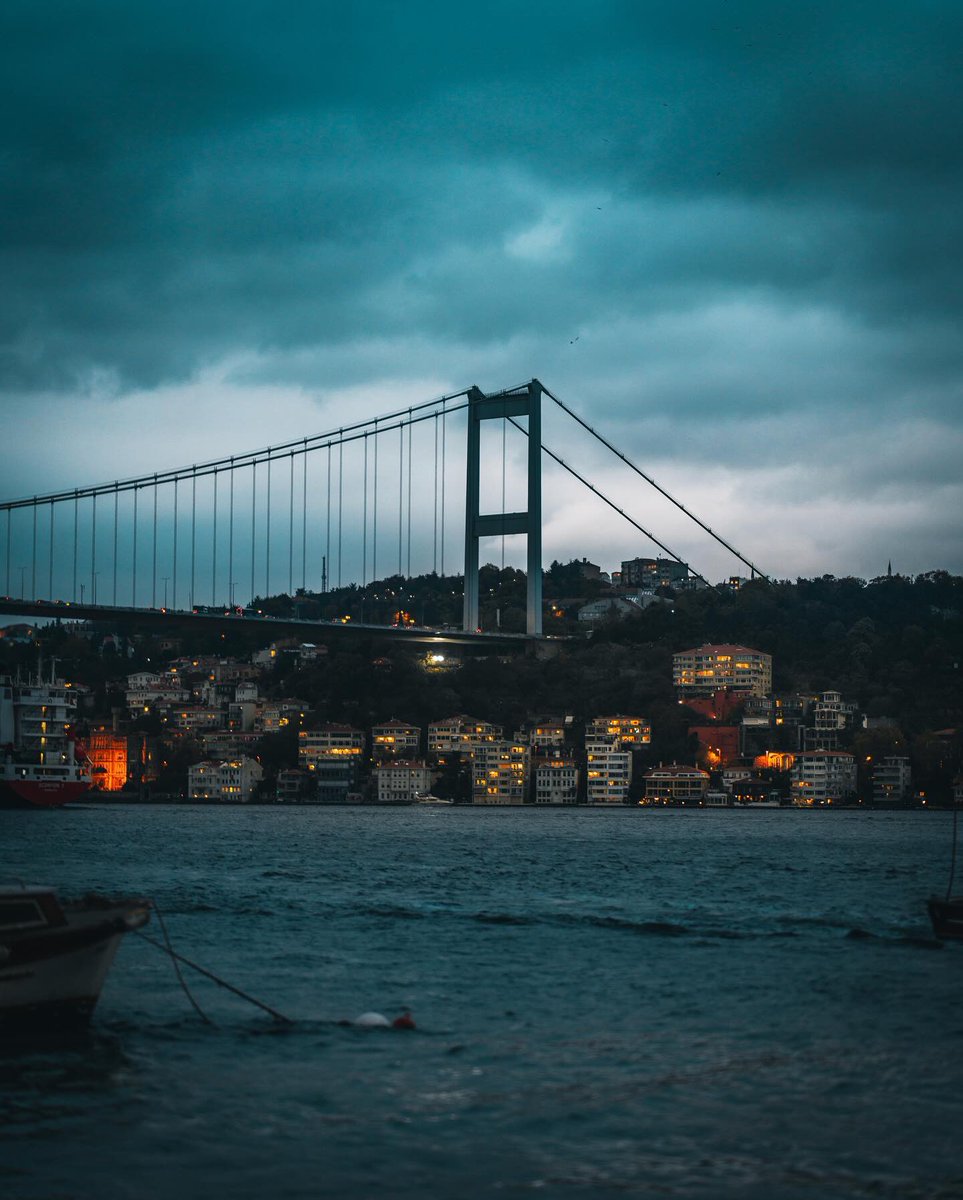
[463,380,542,637]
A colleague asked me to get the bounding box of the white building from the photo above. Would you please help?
[587,715,651,749]
[586,746,632,804]
[375,760,434,803]
[534,758,579,804]
[428,715,502,757]
[791,750,857,806]
[188,756,264,802]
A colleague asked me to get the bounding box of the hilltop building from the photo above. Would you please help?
[673,644,772,698]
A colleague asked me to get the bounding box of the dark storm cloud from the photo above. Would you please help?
[2,1,962,577]
[3,0,963,392]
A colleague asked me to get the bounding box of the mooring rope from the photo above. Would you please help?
[137,903,293,1025]
[149,901,213,1025]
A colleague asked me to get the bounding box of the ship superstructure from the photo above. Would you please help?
[0,658,90,808]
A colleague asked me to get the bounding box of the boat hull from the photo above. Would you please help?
[927,895,963,941]
[0,898,150,1030]
[0,778,91,809]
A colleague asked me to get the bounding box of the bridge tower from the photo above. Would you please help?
[463,380,542,637]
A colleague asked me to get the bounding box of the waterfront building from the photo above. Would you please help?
[375,760,434,803]
[533,758,579,804]
[872,756,912,805]
[790,750,857,806]
[86,728,129,791]
[275,768,313,804]
[471,740,530,804]
[673,644,772,698]
[371,720,421,760]
[188,756,263,802]
[585,746,632,804]
[643,764,710,804]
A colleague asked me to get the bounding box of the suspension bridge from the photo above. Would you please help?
[0,380,768,643]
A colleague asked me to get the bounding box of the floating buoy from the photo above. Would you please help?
[354,1011,391,1028]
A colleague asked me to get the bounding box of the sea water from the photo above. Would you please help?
[2,805,961,1199]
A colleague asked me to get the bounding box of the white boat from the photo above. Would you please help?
[415,793,454,805]
[0,886,150,1029]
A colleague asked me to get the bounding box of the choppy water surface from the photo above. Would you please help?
[2,806,962,1199]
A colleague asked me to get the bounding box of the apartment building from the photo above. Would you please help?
[428,715,502,756]
[188,756,263,802]
[586,745,632,804]
[534,758,579,804]
[643,764,710,804]
[587,715,652,749]
[371,720,421,760]
[298,725,365,771]
[790,750,857,806]
[673,644,772,698]
[471,740,530,804]
[872,756,911,805]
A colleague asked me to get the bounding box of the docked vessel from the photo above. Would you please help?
[0,660,91,808]
[0,886,150,1028]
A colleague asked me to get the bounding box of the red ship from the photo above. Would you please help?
[0,659,91,809]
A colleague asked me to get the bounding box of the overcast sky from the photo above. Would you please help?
[2,0,962,589]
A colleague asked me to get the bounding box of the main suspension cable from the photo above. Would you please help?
[543,385,769,582]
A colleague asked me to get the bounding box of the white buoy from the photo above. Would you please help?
[353,1011,391,1028]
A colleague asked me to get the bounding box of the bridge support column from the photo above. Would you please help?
[463,380,542,637]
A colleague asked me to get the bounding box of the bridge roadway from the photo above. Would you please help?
[0,598,551,652]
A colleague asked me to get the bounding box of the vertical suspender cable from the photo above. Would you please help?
[152,478,158,608]
[373,420,379,582]
[250,461,256,604]
[212,469,218,607]
[440,402,446,577]
[301,441,308,594]
[228,462,234,608]
[501,419,506,570]
[73,493,79,601]
[337,437,343,589]
[132,488,139,607]
[432,414,439,575]
[90,493,97,602]
[5,509,10,595]
[190,471,197,609]
[407,414,413,578]
[49,501,55,601]
[112,489,118,606]
[362,434,368,584]
[31,503,37,601]
[266,456,272,598]
[288,453,294,596]
[172,479,178,611]
[325,443,332,593]
[398,423,403,576]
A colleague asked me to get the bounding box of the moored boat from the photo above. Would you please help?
[0,886,150,1028]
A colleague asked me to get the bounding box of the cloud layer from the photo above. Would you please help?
[2,1,962,582]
